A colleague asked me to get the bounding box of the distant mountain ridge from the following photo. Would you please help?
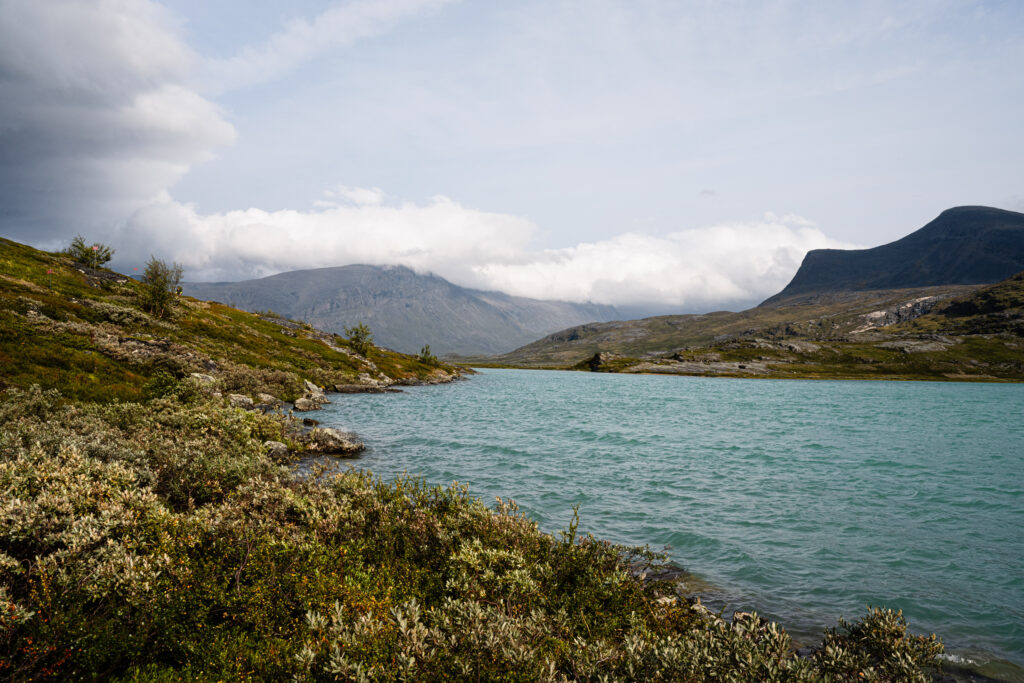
[761,206,1024,306]
[479,205,1024,368]
[182,265,619,356]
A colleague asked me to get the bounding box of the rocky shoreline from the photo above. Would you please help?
[185,362,466,462]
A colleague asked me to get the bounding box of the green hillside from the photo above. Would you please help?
[0,237,457,403]
[480,276,1024,382]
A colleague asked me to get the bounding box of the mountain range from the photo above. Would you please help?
[182,265,619,356]
[181,206,1024,367]
[480,206,1024,369]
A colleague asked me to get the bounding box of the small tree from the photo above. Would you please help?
[344,322,373,356]
[139,256,183,319]
[418,344,439,366]
[64,234,114,268]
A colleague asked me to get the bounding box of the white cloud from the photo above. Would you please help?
[471,215,855,309]
[118,189,853,309]
[0,0,868,313]
[117,191,536,285]
[201,0,459,93]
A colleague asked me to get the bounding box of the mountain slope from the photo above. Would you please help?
[762,206,1024,306]
[484,206,1024,370]
[480,284,980,367]
[182,265,619,356]
[486,273,1024,382]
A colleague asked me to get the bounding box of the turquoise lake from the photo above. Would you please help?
[316,368,1024,673]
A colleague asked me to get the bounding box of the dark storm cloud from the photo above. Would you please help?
[0,0,233,246]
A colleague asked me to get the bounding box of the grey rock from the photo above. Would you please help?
[293,397,321,411]
[228,393,254,409]
[257,392,281,406]
[335,383,387,394]
[877,339,953,353]
[588,352,624,371]
[782,340,820,353]
[263,440,289,458]
[305,427,365,456]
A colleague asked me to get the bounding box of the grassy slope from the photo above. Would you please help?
[480,277,1024,382]
[477,285,978,366]
[0,237,456,403]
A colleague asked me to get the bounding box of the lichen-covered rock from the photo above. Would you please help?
[300,379,330,404]
[228,393,254,409]
[305,427,364,456]
[257,392,281,406]
[263,440,289,458]
[293,397,321,411]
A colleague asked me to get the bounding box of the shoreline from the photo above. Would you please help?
[466,361,1024,383]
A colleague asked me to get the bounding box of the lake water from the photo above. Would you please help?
[316,368,1024,675]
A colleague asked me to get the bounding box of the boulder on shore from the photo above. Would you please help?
[588,352,624,372]
[293,397,321,411]
[263,440,289,459]
[228,393,254,410]
[304,427,364,456]
[301,379,330,404]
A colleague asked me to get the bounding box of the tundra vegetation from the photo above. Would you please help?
[0,236,946,680]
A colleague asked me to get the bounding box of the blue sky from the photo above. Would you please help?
[1,0,1022,310]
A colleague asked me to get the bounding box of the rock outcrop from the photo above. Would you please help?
[228,394,254,410]
[304,427,365,456]
[293,397,321,412]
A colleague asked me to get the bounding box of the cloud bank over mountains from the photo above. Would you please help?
[122,192,850,309]
[1,0,853,310]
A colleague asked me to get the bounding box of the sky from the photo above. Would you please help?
[1,0,1022,312]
